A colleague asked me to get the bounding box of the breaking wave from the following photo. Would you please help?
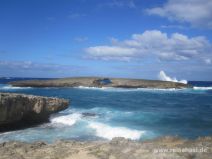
[158,70,187,84]
[75,86,183,92]
[50,113,82,126]
[193,86,212,90]
[0,85,31,90]
[88,122,145,140]
[50,113,145,140]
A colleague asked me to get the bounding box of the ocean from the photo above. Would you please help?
[0,78,212,143]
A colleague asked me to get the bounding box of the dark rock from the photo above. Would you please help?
[82,112,97,117]
[93,78,112,86]
[0,93,69,131]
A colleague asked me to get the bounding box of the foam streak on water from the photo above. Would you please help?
[193,86,212,90]
[0,85,31,90]
[88,122,144,140]
[75,86,184,92]
[50,113,82,126]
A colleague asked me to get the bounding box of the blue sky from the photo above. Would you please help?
[0,0,212,80]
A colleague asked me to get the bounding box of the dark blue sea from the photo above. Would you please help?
[0,78,212,143]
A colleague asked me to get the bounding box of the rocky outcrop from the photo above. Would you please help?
[9,77,191,89]
[0,136,211,159]
[0,93,69,129]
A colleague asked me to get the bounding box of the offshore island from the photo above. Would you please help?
[9,77,190,89]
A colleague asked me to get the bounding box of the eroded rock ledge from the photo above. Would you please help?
[9,77,191,89]
[0,137,211,159]
[0,93,69,130]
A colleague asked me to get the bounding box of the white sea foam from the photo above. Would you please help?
[75,86,109,90]
[193,86,212,90]
[51,113,82,126]
[158,70,187,84]
[76,86,134,92]
[88,122,145,140]
[75,86,182,92]
[136,88,181,91]
[0,85,31,90]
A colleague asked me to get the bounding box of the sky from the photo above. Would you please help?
[0,0,212,80]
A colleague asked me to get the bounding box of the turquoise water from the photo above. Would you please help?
[0,78,212,143]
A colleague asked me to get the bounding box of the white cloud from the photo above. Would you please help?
[85,30,211,61]
[158,70,187,84]
[146,0,212,29]
[205,59,212,64]
[0,60,83,76]
[85,46,138,61]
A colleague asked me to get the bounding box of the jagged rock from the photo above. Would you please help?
[0,93,69,128]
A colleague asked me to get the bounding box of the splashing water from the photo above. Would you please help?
[158,70,187,84]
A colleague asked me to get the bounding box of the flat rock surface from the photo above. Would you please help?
[0,137,211,159]
[9,77,190,89]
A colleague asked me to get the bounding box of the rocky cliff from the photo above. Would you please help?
[0,93,69,130]
[9,77,191,89]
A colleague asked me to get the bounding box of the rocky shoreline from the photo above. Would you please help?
[0,136,211,159]
[0,93,69,131]
[1,81,209,159]
[9,77,191,89]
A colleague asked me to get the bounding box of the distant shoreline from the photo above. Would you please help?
[9,77,191,89]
